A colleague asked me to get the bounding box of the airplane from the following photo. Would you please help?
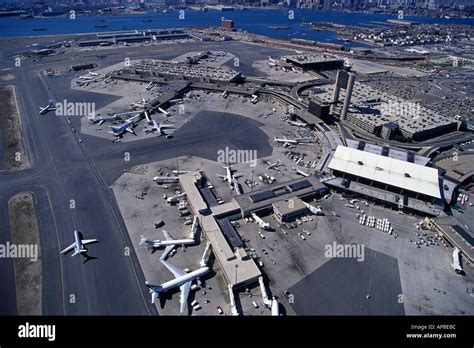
[294,50,303,54]
[144,110,151,123]
[88,114,121,125]
[139,230,194,260]
[149,119,176,136]
[78,71,101,80]
[158,107,170,116]
[39,100,56,115]
[130,97,147,109]
[221,90,228,99]
[293,167,310,177]
[108,113,143,137]
[271,297,280,316]
[145,259,210,313]
[287,120,308,128]
[274,136,299,145]
[266,159,282,170]
[172,170,189,175]
[250,95,259,104]
[216,164,243,186]
[268,56,276,63]
[232,176,242,195]
[252,213,271,230]
[60,230,98,257]
[146,81,155,90]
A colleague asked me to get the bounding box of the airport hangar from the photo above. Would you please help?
[176,172,328,289]
[323,145,456,217]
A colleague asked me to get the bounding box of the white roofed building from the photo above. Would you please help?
[324,146,449,215]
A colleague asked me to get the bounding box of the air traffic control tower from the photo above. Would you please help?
[332,70,355,121]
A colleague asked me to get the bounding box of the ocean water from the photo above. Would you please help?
[0,8,472,46]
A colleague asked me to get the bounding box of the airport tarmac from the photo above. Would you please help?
[0,37,305,315]
[235,192,474,315]
[1,33,472,317]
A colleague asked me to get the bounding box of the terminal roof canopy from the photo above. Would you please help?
[328,146,441,199]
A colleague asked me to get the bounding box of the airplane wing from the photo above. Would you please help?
[61,242,76,254]
[159,245,175,261]
[216,174,226,179]
[162,230,173,241]
[234,173,244,178]
[179,281,191,313]
[125,127,135,135]
[161,259,185,278]
[81,239,98,245]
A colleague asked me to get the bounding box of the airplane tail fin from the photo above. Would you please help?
[145,281,161,303]
[71,249,86,257]
[139,235,151,246]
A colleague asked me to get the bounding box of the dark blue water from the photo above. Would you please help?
[1,8,472,45]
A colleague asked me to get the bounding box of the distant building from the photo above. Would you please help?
[221,18,234,31]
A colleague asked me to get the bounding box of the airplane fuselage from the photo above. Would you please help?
[74,230,84,253]
[148,239,194,248]
[160,266,209,292]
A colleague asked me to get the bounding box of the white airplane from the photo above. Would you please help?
[146,81,155,90]
[167,192,186,204]
[216,164,243,185]
[112,110,143,118]
[266,159,281,170]
[274,136,299,145]
[268,56,276,63]
[232,176,242,195]
[144,110,151,123]
[109,113,143,137]
[139,230,194,260]
[250,95,259,104]
[172,170,189,175]
[295,50,303,54]
[39,100,56,115]
[60,230,98,258]
[221,90,228,99]
[145,259,210,313]
[287,120,308,128]
[130,98,147,109]
[252,213,271,230]
[293,167,309,177]
[78,71,100,80]
[149,119,176,136]
[158,107,170,116]
[89,114,121,125]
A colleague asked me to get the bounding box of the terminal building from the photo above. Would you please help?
[284,54,344,71]
[178,171,262,288]
[323,145,455,216]
[273,197,309,223]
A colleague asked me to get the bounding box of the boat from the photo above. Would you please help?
[94,24,107,28]
[268,25,290,30]
[33,28,47,31]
